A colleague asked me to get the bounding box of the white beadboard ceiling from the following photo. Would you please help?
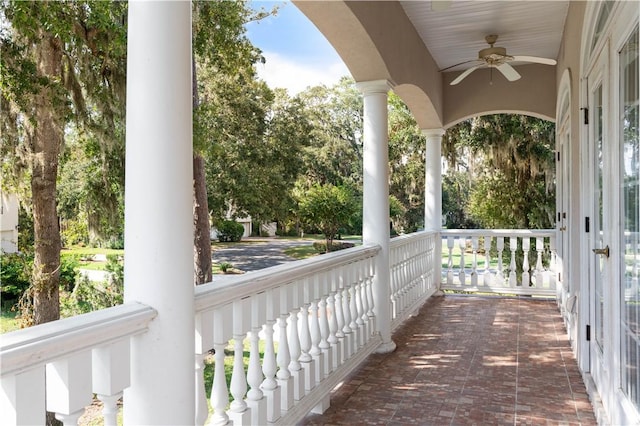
[400,0,570,72]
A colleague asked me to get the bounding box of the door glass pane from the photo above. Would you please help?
[620,26,639,411]
[594,83,605,352]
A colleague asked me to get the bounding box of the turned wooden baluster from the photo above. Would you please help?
[534,237,545,287]
[471,236,479,286]
[483,236,492,286]
[509,237,518,287]
[495,237,505,286]
[447,236,455,285]
[521,237,531,287]
[458,237,466,285]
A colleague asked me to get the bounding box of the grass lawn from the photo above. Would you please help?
[61,247,124,256]
[284,245,318,260]
[1,309,21,333]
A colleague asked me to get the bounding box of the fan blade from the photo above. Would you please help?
[512,55,557,66]
[450,65,483,85]
[440,59,483,72]
[496,63,521,82]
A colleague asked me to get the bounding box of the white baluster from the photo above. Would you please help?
[359,276,369,339]
[277,316,291,380]
[229,336,248,414]
[309,301,321,357]
[210,343,229,426]
[287,309,305,401]
[262,322,277,391]
[521,237,531,287]
[458,237,466,285]
[334,289,345,339]
[549,237,557,288]
[496,237,505,286]
[299,305,312,363]
[509,237,517,287]
[97,394,120,426]
[471,236,479,286]
[92,340,130,426]
[247,329,264,401]
[447,236,455,285]
[277,314,293,413]
[535,237,544,287]
[366,258,376,321]
[319,297,331,351]
[195,353,208,426]
[46,351,92,426]
[349,283,359,350]
[327,293,339,345]
[483,236,492,286]
[341,285,353,359]
[0,367,46,425]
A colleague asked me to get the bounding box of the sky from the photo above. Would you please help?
[245,1,350,95]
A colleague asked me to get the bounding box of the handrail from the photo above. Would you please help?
[0,302,156,376]
[195,243,381,313]
[441,229,556,237]
[390,229,438,248]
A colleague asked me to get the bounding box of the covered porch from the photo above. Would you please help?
[302,295,596,425]
[1,1,638,425]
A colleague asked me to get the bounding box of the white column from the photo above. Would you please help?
[123,2,194,424]
[356,80,395,353]
[423,129,445,230]
[423,129,445,291]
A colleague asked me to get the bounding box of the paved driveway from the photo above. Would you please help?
[212,238,313,272]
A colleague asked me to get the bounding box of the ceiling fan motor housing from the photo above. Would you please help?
[478,46,513,64]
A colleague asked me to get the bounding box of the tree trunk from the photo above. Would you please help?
[192,55,212,285]
[31,33,63,326]
[193,153,212,285]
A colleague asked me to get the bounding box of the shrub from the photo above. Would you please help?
[219,262,233,273]
[217,220,244,242]
[312,241,355,253]
[59,255,80,292]
[0,252,32,304]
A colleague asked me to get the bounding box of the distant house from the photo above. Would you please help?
[1,192,19,253]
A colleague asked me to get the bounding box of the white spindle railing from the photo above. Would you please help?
[389,231,438,330]
[0,303,156,425]
[440,229,557,296]
[1,232,443,425]
[194,244,383,426]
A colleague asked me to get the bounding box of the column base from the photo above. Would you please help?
[375,340,397,354]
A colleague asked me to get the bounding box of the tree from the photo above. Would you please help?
[443,114,555,229]
[388,92,426,232]
[1,1,127,325]
[298,184,357,251]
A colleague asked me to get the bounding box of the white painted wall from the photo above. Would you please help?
[1,192,19,253]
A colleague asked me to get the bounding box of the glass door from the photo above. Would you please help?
[587,45,610,385]
[619,26,639,413]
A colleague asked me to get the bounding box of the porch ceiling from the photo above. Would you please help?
[295,1,569,129]
[401,1,569,73]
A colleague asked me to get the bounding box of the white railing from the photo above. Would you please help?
[440,229,558,297]
[194,244,382,426]
[0,232,443,425]
[0,303,156,425]
[390,231,438,330]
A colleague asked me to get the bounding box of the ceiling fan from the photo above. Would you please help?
[441,35,557,85]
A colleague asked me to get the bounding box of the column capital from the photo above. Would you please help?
[356,79,394,95]
[421,128,446,139]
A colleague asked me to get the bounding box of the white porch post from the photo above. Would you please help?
[356,80,396,353]
[423,129,445,290]
[123,2,194,424]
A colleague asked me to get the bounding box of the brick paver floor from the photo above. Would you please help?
[301,295,596,426]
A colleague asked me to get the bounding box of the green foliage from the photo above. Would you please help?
[217,220,244,242]
[60,255,123,317]
[443,114,556,229]
[298,184,358,251]
[388,92,426,233]
[17,206,34,253]
[0,253,31,303]
[59,255,80,292]
[219,262,233,273]
[312,241,355,254]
